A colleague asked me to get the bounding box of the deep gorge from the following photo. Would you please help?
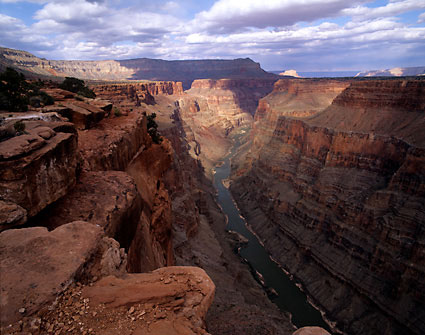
[1,52,424,335]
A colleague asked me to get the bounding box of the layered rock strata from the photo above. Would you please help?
[174,78,276,175]
[1,47,277,88]
[147,94,296,334]
[231,78,425,335]
[0,119,78,223]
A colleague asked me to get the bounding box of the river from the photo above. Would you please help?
[213,130,333,333]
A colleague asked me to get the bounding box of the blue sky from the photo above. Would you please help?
[0,0,424,71]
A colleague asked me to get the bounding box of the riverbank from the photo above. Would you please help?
[216,130,335,333]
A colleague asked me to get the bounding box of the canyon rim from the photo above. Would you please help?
[1,7,425,332]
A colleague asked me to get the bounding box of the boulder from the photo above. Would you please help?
[0,200,27,232]
[0,222,103,327]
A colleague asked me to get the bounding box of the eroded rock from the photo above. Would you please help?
[0,121,78,220]
[0,221,103,327]
[82,266,215,335]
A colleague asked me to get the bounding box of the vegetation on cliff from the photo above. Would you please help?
[0,67,54,113]
[59,77,96,99]
[147,112,162,144]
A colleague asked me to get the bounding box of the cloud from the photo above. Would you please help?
[342,0,425,21]
[0,0,424,70]
[190,0,368,33]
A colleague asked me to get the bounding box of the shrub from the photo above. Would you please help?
[14,120,26,134]
[59,77,96,98]
[113,106,122,117]
[0,68,54,111]
[0,68,30,112]
[147,112,162,144]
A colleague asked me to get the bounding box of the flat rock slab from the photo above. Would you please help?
[37,171,142,250]
[0,221,103,327]
[81,266,215,335]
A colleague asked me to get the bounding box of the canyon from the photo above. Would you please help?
[0,47,277,89]
[230,78,425,335]
[1,49,424,335]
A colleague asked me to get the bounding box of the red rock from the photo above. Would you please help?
[0,121,78,219]
[61,101,105,129]
[0,200,27,232]
[0,221,103,327]
[231,78,425,335]
[82,266,215,335]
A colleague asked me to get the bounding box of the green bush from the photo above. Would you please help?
[0,68,54,111]
[0,68,30,112]
[59,77,96,98]
[147,113,162,144]
[14,120,26,134]
[113,106,122,117]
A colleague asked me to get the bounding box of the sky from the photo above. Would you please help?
[0,0,424,71]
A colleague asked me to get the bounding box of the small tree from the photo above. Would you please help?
[0,67,54,112]
[0,68,30,112]
[147,113,162,144]
[59,77,96,98]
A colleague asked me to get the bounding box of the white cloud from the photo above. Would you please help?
[1,0,424,70]
[342,0,425,20]
[190,0,368,33]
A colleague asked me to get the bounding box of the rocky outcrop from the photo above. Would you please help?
[81,266,215,335]
[91,81,184,107]
[0,222,104,327]
[0,222,214,335]
[0,119,78,222]
[293,327,330,335]
[231,78,425,335]
[308,79,425,146]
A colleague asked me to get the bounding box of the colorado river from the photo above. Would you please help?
[213,131,333,332]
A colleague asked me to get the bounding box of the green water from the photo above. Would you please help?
[213,132,333,332]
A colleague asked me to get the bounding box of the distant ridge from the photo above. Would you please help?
[0,47,277,89]
[355,66,425,77]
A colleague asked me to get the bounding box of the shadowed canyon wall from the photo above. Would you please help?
[230,78,425,335]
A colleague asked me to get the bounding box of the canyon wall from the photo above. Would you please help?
[231,78,425,335]
[0,47,278,89]
[173,78,276,174]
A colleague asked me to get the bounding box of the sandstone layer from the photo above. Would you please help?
[231,78,425,335]
[0,118,78,222]
[1,47,277,89]
[101,86,296,334]
[174,78,276,175]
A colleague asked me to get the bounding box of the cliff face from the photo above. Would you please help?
[231,78,425,335]
[1,47,277,89]
[0,81,217,335]
[174,78,276,174]
[91,81,184,107]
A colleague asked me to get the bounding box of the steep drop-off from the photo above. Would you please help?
[173,78,276,174]
[231,78,425,335]
[98,81,297,334]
